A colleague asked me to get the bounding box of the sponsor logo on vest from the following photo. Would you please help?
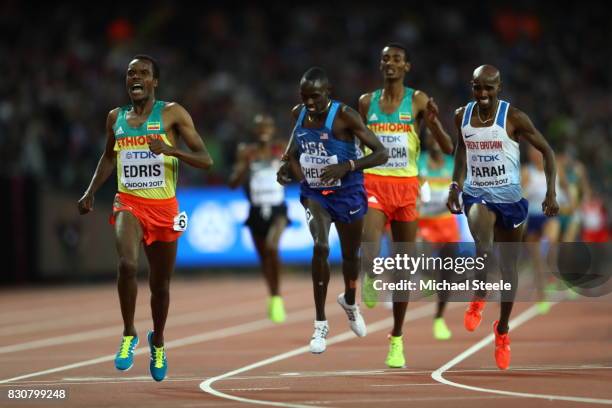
[369,113,378,121]
[380,135,403,143]
[116,126,125,135]
[125,151,159,160]
[471,154,500,162]
[302,155,335,165]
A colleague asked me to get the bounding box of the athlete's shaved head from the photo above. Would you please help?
[300,67,329,89]
[472,65,501,84]
[471,65,502,110]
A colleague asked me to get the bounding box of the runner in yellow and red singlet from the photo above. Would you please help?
[78,55,213,382]
[359,43,454,368]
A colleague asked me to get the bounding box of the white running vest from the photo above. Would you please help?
[524,164,567,215]
[249,159,285,206]
[462,100,522,203]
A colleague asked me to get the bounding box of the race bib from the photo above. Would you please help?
[375,134,409,169]
[467,150,510,188]
[173,211,188,232]
[249,165,284,206]
[299,153,341,188]
[120,150,166,190]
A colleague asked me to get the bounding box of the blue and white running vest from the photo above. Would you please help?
[461,100,522,203]
[293,101,363,191]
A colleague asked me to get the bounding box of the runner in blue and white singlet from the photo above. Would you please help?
[447,65,559,371]
[278,67,387,355]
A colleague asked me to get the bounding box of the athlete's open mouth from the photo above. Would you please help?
[130,84,144,94]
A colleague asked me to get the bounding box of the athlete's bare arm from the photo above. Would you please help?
[447,108,466,214]
[357,93,373,123]
[228,143,254,188]
[507,107,559,216]
[341,105,388,169]
[277,105,305,185]
[320,105,388,184]
[150,103,213,169]
[413,90,454,154]
[77,108,120,215]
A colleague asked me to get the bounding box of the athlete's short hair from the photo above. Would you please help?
[384,42,410,62]
[301,66,329,85]
[132,54,160,79]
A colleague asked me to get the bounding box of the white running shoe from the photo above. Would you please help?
[309,320,329,354]
[337,293,367,337]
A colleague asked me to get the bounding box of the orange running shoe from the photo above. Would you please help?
[464,298,486,332]
[493,320,511,370]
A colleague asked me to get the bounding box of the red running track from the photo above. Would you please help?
[0,274,610,407]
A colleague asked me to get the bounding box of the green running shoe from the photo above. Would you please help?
[268,296,286,323]
[362,274,378,309]
[433,317,452,340]
[537,301,552,315]
[385,335,405,368]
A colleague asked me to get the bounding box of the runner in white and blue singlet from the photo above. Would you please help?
[447,65,559,371]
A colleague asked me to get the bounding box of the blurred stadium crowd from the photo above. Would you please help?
[0,2,609,210]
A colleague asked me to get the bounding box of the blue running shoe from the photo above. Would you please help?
[147,330,167,382]
[114,335,138,371]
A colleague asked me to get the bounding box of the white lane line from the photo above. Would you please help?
[219,387,292,392]
[0,377,207,387]
[0,309,116,337]
[432,303,612,405]
[0,285,308,337]
[0,306,327,384]
[370,383,441,387]
[200,303,437,408]
[0,296,305,354]
[290,395,513,405]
